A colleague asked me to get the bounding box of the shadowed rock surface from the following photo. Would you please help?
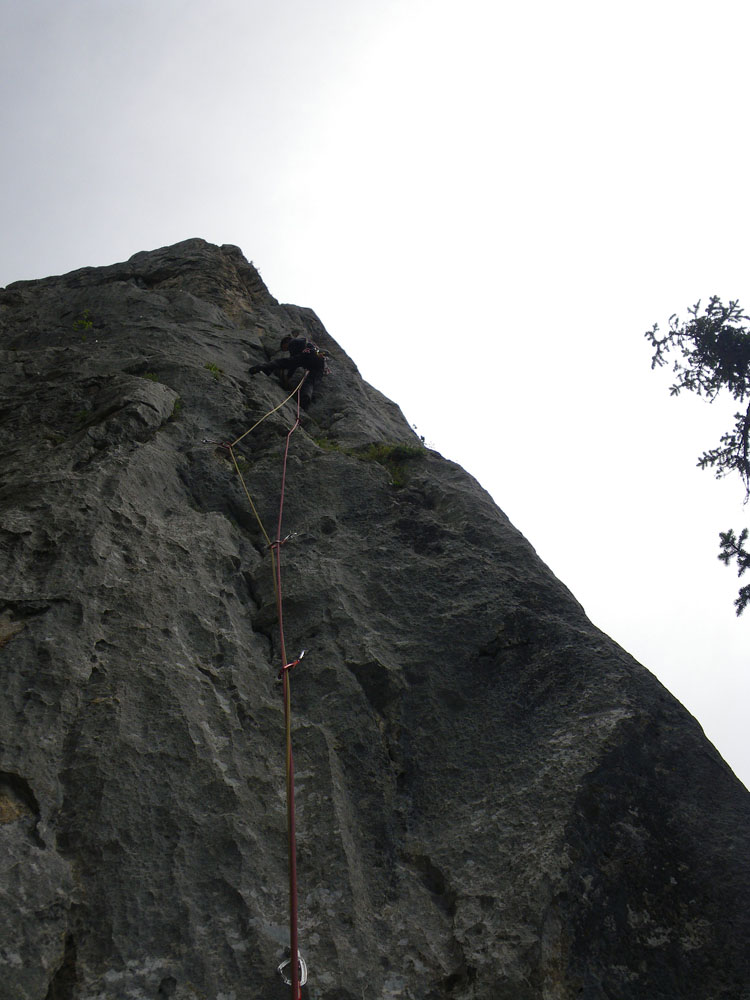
[1,238,748,1000]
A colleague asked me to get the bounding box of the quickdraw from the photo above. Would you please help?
[278,650,306,680]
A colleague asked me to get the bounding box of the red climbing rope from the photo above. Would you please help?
[227,374,309,997]
[218,372,309,995]
[273,383,304,1000]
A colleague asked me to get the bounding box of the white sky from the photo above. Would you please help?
[2,0,748,789]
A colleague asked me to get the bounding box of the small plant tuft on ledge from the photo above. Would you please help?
[312,437,425,487]
[312,436,341,452]
[355,442,426,488]
[73,309,94,331]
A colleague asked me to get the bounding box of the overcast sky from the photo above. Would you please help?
[2,0,748,790]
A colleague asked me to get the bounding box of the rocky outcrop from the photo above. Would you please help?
[1,239,748,1000]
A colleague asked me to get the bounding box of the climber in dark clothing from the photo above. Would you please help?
[249,333,327,407]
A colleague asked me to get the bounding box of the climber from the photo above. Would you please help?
[249,332,327,407]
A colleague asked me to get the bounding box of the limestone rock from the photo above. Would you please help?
[1,239,748,999]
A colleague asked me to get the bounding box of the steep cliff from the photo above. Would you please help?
[1,239,748,1000]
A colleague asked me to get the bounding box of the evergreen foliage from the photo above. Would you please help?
[646,297,750,614]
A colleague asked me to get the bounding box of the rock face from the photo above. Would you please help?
[1,239,749,1000]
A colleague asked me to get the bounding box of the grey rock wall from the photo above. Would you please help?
[1,239,748,1000]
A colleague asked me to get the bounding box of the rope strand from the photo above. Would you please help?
[274,386,304,1000]
[225,375,308,998]
[230,375,306,448]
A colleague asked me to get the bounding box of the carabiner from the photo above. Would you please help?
[277,950,308,987]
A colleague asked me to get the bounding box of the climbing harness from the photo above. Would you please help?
[300,340,332,376]
[224,374,309,999]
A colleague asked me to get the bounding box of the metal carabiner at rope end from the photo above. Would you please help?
[277,950,308,987]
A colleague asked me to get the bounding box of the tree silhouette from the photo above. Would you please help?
[646,296,750,615]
